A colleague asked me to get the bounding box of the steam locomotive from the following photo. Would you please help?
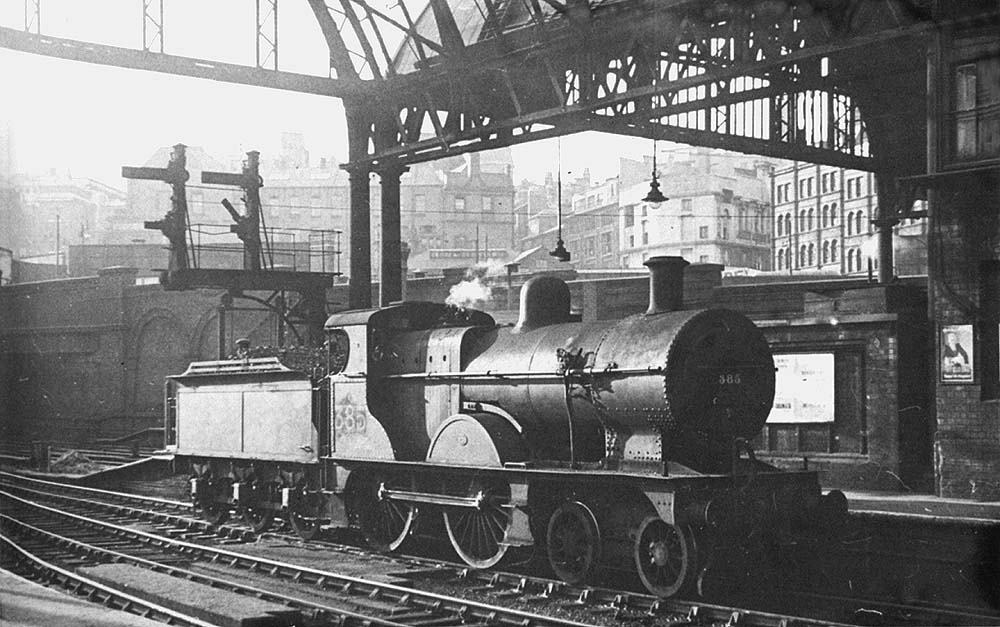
[165,257,841,597]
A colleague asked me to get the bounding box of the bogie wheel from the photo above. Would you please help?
[633,517,697,598]
[288,490,324,541]
[443,478,512,569]
[546,501,601,585]
[352,473,417,552]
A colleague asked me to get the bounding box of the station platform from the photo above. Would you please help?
[842,490,1000,524]
[0,568,164,627]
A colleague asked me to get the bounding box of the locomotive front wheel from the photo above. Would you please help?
[546,501,601,585]
[443,479,512,569]
[353,473,417,552]
[633,517,696,598]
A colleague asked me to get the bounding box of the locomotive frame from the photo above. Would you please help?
[166,258,842,597]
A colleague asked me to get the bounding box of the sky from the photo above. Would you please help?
[0,0,649,188]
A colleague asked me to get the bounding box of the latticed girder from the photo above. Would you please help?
[323,0,932,170]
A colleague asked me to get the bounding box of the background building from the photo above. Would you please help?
[621,148,773,271]
[771,162,928,278]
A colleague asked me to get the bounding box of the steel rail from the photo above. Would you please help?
[0,490,597,627]
[0,477,256,543]
[1,474,874,627]
[0,470,191,511]
[0,534,218,627]
[0,513,409,627]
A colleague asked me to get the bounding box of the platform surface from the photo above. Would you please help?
[0,568,165,627]
[843,490,1000,523]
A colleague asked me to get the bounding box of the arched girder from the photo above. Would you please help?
[343,0,934,171]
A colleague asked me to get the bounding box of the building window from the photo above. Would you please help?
[628,234,635,248]
[822,204,829,227]
[822,241,830,263]
[808,243,815,266]
[601,232,612,254]
[624,210,634,228]
[847,212,855,235]
[642,231,649,245]
[830,203,838,224]
[699,254,710,263]
[807,208,814,231]
[777,217,783,236]
[785,213,792,234]
[831,239,837,262]
[952,57,1000,161]
[682,198,693,214]
[454,197,466,213]
[776,187,783,204]
[777,249,785,270]
[821,173,828,193]
[856,210,864,235]
[699,225,709,239]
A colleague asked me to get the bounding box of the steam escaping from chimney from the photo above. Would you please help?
[445,259,507,309]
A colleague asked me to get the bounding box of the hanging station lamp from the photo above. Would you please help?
[643,138,668,204]
[550,138,571,262]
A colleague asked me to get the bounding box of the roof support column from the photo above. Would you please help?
[347,166,372,309]
[346,104,373,309]
[378,163,409,306]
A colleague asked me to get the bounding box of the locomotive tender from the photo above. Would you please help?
[166,257,838,597]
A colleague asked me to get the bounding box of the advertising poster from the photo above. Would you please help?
[769,353,835,423]
[941,324,975,383]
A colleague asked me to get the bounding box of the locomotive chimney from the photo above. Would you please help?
[644,256,689,314]
[513,276,571,333]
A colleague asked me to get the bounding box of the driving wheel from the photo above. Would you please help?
[546,501,601,585]
[442,478,512,568]
[353,472,417,552]
[633,517,696,598]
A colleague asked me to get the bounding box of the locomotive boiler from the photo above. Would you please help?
[166,257,839,597]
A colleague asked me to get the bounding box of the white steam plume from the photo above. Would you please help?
[444,259,507,309]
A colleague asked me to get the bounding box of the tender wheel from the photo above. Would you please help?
[201,499,230,525]
[547,501,601,585]
[240,480,274,533]
[242,504,273,533]
[353,473,417,552]
[197,478,231,525]
[288,491,324,541]
[634,517,696,598]
[443,479,512,568]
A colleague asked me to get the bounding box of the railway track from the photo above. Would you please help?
[3,470,996,626]
[1,471,846,627]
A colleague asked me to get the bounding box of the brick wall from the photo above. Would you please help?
[929,173,1000,500]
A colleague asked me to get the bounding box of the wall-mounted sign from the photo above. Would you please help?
[769,353,835,424]
[941,324,975,383]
